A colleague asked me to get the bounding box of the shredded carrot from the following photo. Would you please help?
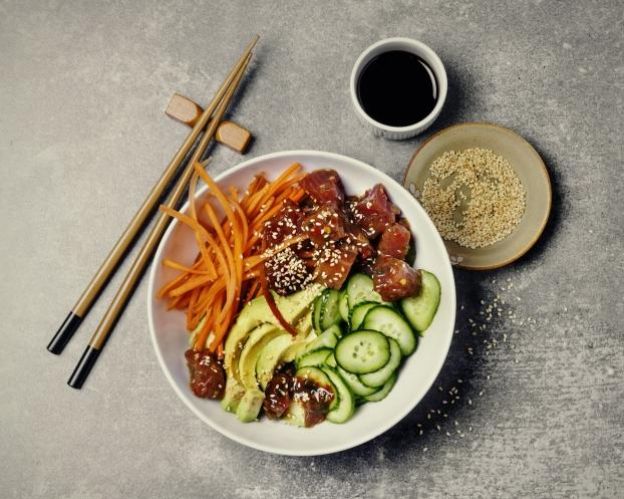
[162,259,213,275]
[157,161,305,354]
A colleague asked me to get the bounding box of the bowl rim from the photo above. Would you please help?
[403,122,552,270]
[349,37,448,134]
[147,149,456,455]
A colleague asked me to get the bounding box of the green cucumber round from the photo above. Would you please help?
[359,338,402,388]
[335,329,390,374]
[362,305,417,356]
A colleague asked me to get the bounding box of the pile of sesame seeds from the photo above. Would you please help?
[421,148,526,249]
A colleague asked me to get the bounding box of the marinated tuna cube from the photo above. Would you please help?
[300,169,345,207]
[350,184,397,238]
[184,349,226,399]
[372,255,422,301]
[263,372,293,420]
[345,222,376,261]
[262,200,304,246]
[315,243,358,289]
[378,223,412,260]
[302,207,348,246]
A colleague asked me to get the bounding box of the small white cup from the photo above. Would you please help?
[350,37,448,140]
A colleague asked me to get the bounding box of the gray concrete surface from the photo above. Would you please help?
[1,1,622,497]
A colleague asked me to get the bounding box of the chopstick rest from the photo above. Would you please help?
[166,93,252,153]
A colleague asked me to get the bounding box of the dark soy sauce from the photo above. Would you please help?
[357,50,438,127]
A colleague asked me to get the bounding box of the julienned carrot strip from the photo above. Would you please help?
[289,187,305,203]
[206,294,227,351]
[187,287,200,329]
[202,202,237,324]
[162,259,213,275]
[256,169,302,210]
[168,273,218,297]
[245,231,262,254]
[194,163,245,330]
[266,162,301,197]
[246,184,271,217]
[232,201,249,247]
[160,205,230,283]
[239,178,258,211]
[251,201,284,232]
[194,163,239,231]
[186,172,222,280]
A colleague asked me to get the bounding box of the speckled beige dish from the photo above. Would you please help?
[404,123,551,270]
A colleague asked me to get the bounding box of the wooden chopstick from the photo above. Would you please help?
[67,53,252,389]
[47,35,259,355]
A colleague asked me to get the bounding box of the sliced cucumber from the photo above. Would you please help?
[347,273,382,309]
[297,348,331,368]
[359,338,402,388]
[350,301,379,330]
[364,372,397,402]
[362,306,417,356]
[321,367,355,423]
[323,324,343,339]
[296,365,332,384]
[325,353,337,368]
[320,289,342,330]
[338,289,350,323]
[335,329,390,374]
[400,270,441,333]
[300,328,339,357]
[296,366,338,410]
[337,366,378,397]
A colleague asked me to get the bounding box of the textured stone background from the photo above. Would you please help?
[1,1,622,497]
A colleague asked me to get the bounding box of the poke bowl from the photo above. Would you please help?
[147,150,456,456]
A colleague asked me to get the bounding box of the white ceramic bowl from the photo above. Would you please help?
[350,38,448,140]
[147,150,456,456]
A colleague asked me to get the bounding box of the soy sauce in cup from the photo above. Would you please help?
[350,38,447,139]
[356,50,438,127]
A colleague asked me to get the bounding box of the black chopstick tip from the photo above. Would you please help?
[47,312,83,355]
[67,346,100,389]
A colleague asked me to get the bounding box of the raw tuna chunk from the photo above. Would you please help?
[350,184,397,238]
[372,255,422,301]
[315,243,358,289]
[300,169,345,207]
[378,223,412,260]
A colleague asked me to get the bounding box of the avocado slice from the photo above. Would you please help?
[224,285,322,378]
[220,377,246,413]
[227,323,274,383]
[239,327,287,390]
[280,335,314,363]
[236,388,265,422]
[255,334,295,390]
